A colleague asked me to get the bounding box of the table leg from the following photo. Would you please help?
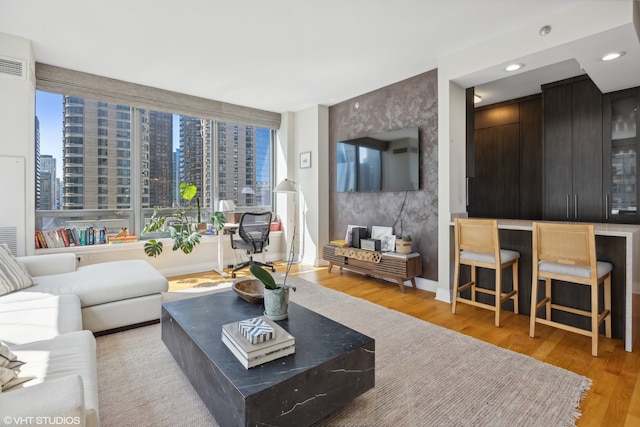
[397,279,406,293]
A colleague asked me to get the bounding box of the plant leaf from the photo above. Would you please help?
[250,264,277,290]
[144,240,163,257]
[179,182,197,203]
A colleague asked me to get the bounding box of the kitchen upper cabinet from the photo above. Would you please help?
[469,96,542,219]
[603,87,639,223]
[543,76,603,222]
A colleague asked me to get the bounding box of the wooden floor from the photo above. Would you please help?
[168,263,640,427]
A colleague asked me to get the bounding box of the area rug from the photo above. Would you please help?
[96,275,591,426]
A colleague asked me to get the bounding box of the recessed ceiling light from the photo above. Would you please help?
[505,63,524,72]
[474,94,482,104]
[601,52,625,61]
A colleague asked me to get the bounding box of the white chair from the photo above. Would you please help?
[452,218,519,327]
[529,222,612,357]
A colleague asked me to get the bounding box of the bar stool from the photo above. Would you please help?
[529,222,612,357]
[452,218,519,327]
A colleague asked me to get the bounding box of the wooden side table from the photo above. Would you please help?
[322,245,422,292]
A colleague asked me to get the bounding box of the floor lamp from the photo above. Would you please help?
[273,179,299,265]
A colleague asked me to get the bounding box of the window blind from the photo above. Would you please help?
[35,63,281,129]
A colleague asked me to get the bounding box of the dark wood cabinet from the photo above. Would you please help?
[603,87,640,223]
[469,96,542,219]
[543,76,603,221]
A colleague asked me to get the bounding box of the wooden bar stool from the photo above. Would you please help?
[529,222,612,357]
[452,218,519,327]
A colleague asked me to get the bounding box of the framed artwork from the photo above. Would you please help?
[371,226,394,252]
[381,235,396,252]
[300,151,311,169]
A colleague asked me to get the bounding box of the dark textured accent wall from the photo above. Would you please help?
[328,69,438,280]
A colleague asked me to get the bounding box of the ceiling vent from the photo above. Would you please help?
[0,57,26,79]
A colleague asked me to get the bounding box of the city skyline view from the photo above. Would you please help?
[35,90,273,214]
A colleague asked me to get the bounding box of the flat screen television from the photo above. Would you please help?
[336,127,419,192]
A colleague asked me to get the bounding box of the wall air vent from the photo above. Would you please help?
[0,227,18,256]
[0,57,26,79]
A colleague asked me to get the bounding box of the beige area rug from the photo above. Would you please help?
[96,275,591,427]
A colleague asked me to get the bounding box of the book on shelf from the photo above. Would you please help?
[107,235,139,244]
[221,316,295,368]
[35,226,111,249]
[329,239,347,247]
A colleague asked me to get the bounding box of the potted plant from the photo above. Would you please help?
[249,264,296,320]
[396,234,413,254]
[141,183,226,258]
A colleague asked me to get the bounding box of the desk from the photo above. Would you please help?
[451,219,640,352]
[214,223,238,278]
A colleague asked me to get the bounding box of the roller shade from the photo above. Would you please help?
[36,63,281,129]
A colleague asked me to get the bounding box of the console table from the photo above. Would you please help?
[323,244,422,292]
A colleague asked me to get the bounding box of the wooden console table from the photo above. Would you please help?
[322,245,422,292]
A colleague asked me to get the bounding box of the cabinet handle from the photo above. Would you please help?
[605,194,609,221]
[574,194,578,219]
[566,195,570,219]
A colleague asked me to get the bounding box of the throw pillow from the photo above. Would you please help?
[0,366,35,391]
[0,243,36,296]
[0,341,33,392]
[0,341,25,370]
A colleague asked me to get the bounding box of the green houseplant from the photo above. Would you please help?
[141,183,226,258]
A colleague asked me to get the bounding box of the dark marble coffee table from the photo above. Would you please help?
[161,290,375,427]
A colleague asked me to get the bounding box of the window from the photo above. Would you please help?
[35,89,274,237]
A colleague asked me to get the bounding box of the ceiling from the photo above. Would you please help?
[0,0,638,113]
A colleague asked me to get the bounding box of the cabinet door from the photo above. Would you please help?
[473,124,520,218]
[519,97,543,219]
[571,78,603,221]
[603,88,639,223]
[543,84,573,220]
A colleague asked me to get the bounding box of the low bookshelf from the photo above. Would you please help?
[322,244,422,292]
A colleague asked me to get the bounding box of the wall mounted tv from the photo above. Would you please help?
[336,127,420,192]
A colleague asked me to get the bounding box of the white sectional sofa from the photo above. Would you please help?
[0,248,169,427]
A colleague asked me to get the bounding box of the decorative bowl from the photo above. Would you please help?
[232,279,264,304]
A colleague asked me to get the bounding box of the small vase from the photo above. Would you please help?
[396,240,412,254]
[263,286,290,320]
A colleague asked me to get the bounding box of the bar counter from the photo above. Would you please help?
[451,219,640,352]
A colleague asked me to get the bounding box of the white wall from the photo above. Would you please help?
[293,105,329,266]
[0,32,35,256]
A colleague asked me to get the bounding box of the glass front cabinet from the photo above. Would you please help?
[604,87,640,223]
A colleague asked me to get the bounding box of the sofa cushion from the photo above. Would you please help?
[0,243,36,296]
[0,295,83,346]
[11,330,99,423]
[21,260,168,307]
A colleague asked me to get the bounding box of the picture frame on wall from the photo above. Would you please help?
[300,151,311,169]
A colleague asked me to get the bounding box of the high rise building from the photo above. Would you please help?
[62,97,135,209]
[35,116,41,209]
[216,122,257,207]
[39,154,56,210]
[179,117,211,208]
[147,110,173,208]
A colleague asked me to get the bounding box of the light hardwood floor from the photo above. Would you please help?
[168,263,640,427]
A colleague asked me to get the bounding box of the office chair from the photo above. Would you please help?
[230,211,276,278]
